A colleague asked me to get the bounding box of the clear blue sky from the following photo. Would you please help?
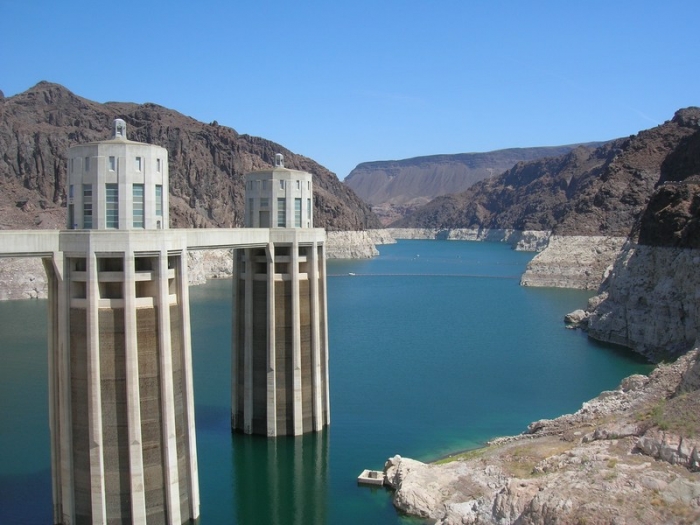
[2,0,699,179]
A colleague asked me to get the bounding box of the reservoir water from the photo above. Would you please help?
[0,240,652,524]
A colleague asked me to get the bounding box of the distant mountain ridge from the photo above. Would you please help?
[393,108,700,239]
[0,81,380,232]
[344,144,604,224]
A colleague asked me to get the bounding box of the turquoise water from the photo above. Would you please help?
[0,240,652,524]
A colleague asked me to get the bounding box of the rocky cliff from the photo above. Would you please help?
[393,109,700,237]
[345,145,599,225]
[0,81,380,232]
[583,244,700,361]
[325,231,379,259]
[520,235,627,290]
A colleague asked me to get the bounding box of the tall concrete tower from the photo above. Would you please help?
[232,154,330,436]
[51,120,199,524]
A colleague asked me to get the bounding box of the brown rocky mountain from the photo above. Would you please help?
[0,81,380,232]
[393,107,700,237]
[344,144,603,224]
[636,117,700,248]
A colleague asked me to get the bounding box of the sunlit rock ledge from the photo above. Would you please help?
[520,235,628,291]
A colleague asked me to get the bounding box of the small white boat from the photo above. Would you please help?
[348,272,356,276]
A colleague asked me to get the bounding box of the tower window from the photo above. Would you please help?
[83,184,92,229]
[84,157,90,172]
[156,158,161,172]
[106,184,119,228]
[277,198,286,227]
[279,180,285,190]
[135,157,142,172]
[133,184,144,228]
[294,198,301,228]
[109,156,116,171]
[307,198,311,220]
[155,185,163,217]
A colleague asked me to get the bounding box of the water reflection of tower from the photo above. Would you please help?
[232,154,330,436]
[52,119,199,524]
[234,430,329,524]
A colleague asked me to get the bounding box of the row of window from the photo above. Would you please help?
[246,179,311,191]
[247,197,313,227]
[79,183,162,229]
[70,156,163,174]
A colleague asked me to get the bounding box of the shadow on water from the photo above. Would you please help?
[232,431,329,525]
[586,333,656,366]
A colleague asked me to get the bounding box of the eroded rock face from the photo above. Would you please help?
[0,258,47,300]
[586,244,700,361]
[325,231,379,259]
[385,351,700,525]
[520,235,627,290]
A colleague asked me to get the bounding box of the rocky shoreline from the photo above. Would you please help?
[382,349,700,524]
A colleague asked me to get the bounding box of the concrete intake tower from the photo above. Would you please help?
[232,154,331,436]
[55,119,199,523]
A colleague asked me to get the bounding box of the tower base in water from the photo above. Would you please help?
[232,231,330,437]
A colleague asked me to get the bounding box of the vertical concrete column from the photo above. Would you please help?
[156,250,182,525]
[231,249,239,430]
[266,243,277,437]
[320,243,330,425]
[122,248,147,521]
[43,256,63,524]
[176,249,200,519]
[291,238,303,435]
[308,242,323,431]
[243,248,254,434]
[57,253,75,523]
[86,247,107,524]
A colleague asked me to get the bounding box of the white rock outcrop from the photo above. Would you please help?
[385,228,551,252]
[187,249,234,285]
[520,235,627,290]
[586,243,700,361]
[366,229,397,246]
[325,230,379,259]
[0,257,47,300]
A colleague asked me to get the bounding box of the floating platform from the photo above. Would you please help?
[357,469,384,486]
